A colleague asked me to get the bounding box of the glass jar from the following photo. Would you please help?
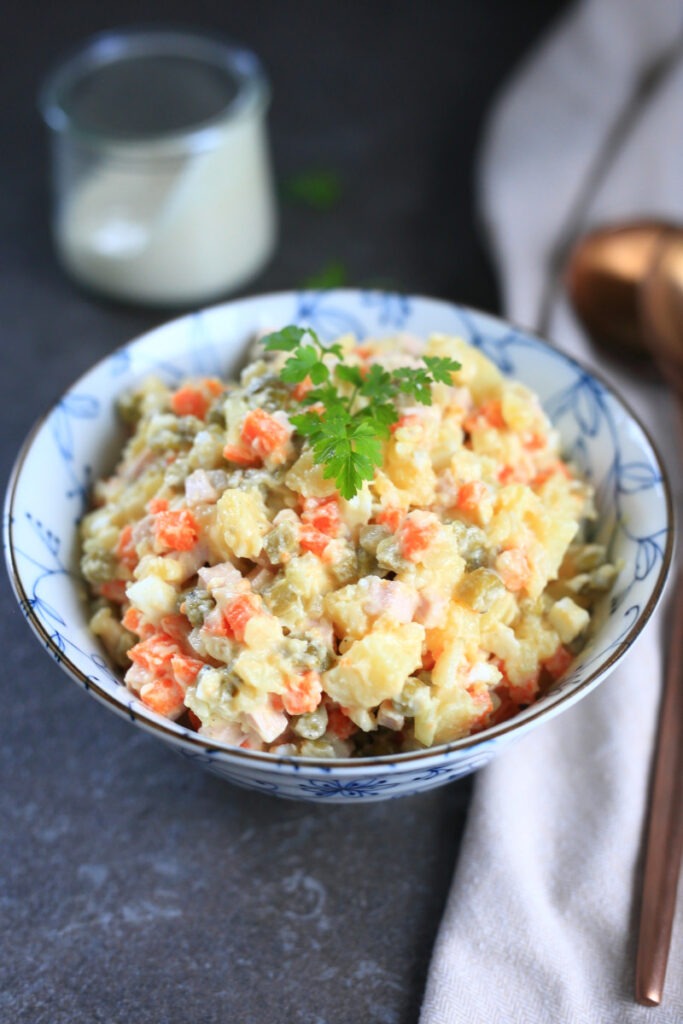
[40,29,277,306]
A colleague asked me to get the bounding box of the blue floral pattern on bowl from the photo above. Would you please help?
[3,291,673,802]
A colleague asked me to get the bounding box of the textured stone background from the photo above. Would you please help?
[1,3,568,1021]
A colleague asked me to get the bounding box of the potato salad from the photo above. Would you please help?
[80,330,616,757]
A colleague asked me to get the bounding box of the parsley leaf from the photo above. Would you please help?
[263,325,461,497]
[263,325,307,353]
[424,355,462,385]
[280,344,326,385]
[283,170,343,211]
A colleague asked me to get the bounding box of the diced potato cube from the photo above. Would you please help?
[437,691,483,745]
[384,440,436,506]
[339,487,373,533]
[431,637,467,690]
[243,612,283,649]
[500,382,547,434]
[548,597,590,644]
[285,553,334,612]
[216,487,269,559]
[232,649,286,695]
[324,586,370,640]
[425,334,503,403]
[126,575,177,623]
[285,450,337,498]
[134,553,185,584]
[89,606,133,667]
[323,621,424,709]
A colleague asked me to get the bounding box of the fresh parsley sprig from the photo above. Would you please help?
[262,325,461,499]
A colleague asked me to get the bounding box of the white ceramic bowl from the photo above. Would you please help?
[4,290,673,801]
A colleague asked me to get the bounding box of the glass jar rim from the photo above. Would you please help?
[38,27,271,157]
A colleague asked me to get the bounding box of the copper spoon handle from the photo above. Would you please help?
[635,563,683,1005]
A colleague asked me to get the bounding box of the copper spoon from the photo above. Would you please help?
[566,221,683,1007]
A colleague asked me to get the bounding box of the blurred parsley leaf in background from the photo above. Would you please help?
[283,169,343,210]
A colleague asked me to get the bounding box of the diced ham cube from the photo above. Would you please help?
[243,704,289,744]
[362,578,419,623]
[185,469,219,505]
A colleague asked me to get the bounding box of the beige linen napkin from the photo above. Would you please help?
[420,2,683,1021]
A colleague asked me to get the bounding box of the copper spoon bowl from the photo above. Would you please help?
[566,220,683,1008]
[565,220,677,359]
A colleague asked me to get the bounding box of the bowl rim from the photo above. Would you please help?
[3,289,675,770]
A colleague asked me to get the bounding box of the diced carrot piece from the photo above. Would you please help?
[292,376,314,401]
[122,606,142,633]
[128,632,178,673]
[148,495,169,512]
[495,658,539,705]
[489,684,521,725]
[282,671,323,716]
[241,408,291,458]
[464,399,505,434]
[523,431,546,451]
[301,496,341,537]
[97,580,128,604]
[466,683,494,731]
[186,708,202,730]
[159,613,191,644]
[375,507,404,532]
[171,653,204,688]
[115,524,138,571]
[327,705,357,740]
[390,413,421,434]
[203,611,234,639]
[481,399,506,429]
[153,508,199,552]
[222,442,260,467]
[543,644,574,680]
[495,548,531,592]
[171,386,209,420]
[533,460,572,486]
[456,480,488,515]
[121,606,155,639]
[507,674,540,705]
[203,378,224,397]
[223,592,262,642]
[400,516,438,561]
[148,498,169,514]
[422,649,436,671]
[139,675,185,718]
[498,453,535,485]
[299,523,331,557]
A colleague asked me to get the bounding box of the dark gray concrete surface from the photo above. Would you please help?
[1,3,568,1022]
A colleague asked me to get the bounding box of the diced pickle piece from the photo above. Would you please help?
[299,739,340,758]
[456,568,506,612]
[359,524,391,556]
[293,705,329,739]
[81,549,117,585]
[89,606,135,667]
[328,548,359,585]
[375,535,408,573]
[264,518,300,565]
[182,588,216,627]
